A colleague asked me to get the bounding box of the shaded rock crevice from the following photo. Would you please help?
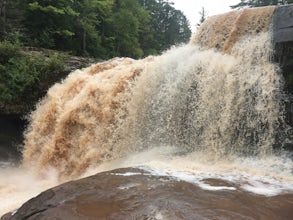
[273,4,293,142]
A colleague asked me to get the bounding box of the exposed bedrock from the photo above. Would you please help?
[273,4,293,128]
[2,168,293,220]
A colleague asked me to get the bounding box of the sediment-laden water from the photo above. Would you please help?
[0,6,292,218]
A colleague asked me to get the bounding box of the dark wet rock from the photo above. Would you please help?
[272,5,293,146]
[2,167,293,220]
[273,4,293,44]
[0,115,25,163]
[272,4,293,96]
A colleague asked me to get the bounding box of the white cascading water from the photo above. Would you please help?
[0,6,292,216]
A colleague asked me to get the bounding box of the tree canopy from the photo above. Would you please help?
[1,0,192,59]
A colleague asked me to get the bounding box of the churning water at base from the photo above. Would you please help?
[1,7,293,217]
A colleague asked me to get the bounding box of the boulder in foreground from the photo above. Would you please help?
[2,167,293,220]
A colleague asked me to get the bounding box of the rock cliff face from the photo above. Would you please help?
[273,4,293,128]
[273,5,293,44]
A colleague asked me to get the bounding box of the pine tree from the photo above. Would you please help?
[197,7,208,27]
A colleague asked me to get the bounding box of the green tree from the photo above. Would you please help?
[21,0,113,57]
[0,56,38,102]
[18,0,191,58]
[71,0,104,56]
[110,0,143,57]
[0,0,8,37]
[21,0,78,48]
[197,7,208,27]
[0,0,24,40]
[0,40,67,110]
[89,0,113,58]
[139,0,191,54]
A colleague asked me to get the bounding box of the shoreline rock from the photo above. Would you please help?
[2,167,293,220]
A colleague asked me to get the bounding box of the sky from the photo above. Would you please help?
[172,0,240,32]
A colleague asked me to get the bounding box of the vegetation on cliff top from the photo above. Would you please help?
[0,0,192,114]
[0,39,69,114]
[1,0,192,59]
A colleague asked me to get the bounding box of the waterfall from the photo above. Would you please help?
[1,6,293,216]
[21,7,290,180]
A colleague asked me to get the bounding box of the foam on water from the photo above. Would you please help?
[0,166,58,215]
[84,145,293,197]
[1,6,293,216]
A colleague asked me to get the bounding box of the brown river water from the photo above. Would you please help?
[1,6,293,219]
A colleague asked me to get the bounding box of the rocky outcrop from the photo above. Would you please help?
[2,167,293,220]
[23,47,99,72]
[0,115,24,162]
[273,4,293,128]
[273,4,293,44]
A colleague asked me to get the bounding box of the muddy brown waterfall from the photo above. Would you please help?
[1,5,293,218]
[22,6,289,179]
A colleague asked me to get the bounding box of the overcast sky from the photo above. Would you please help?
[172,0,240,32]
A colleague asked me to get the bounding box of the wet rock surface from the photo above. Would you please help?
[2,167,293,220]
[273,4,293,96]
[273,4,293,148]
[273,4,293,44]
